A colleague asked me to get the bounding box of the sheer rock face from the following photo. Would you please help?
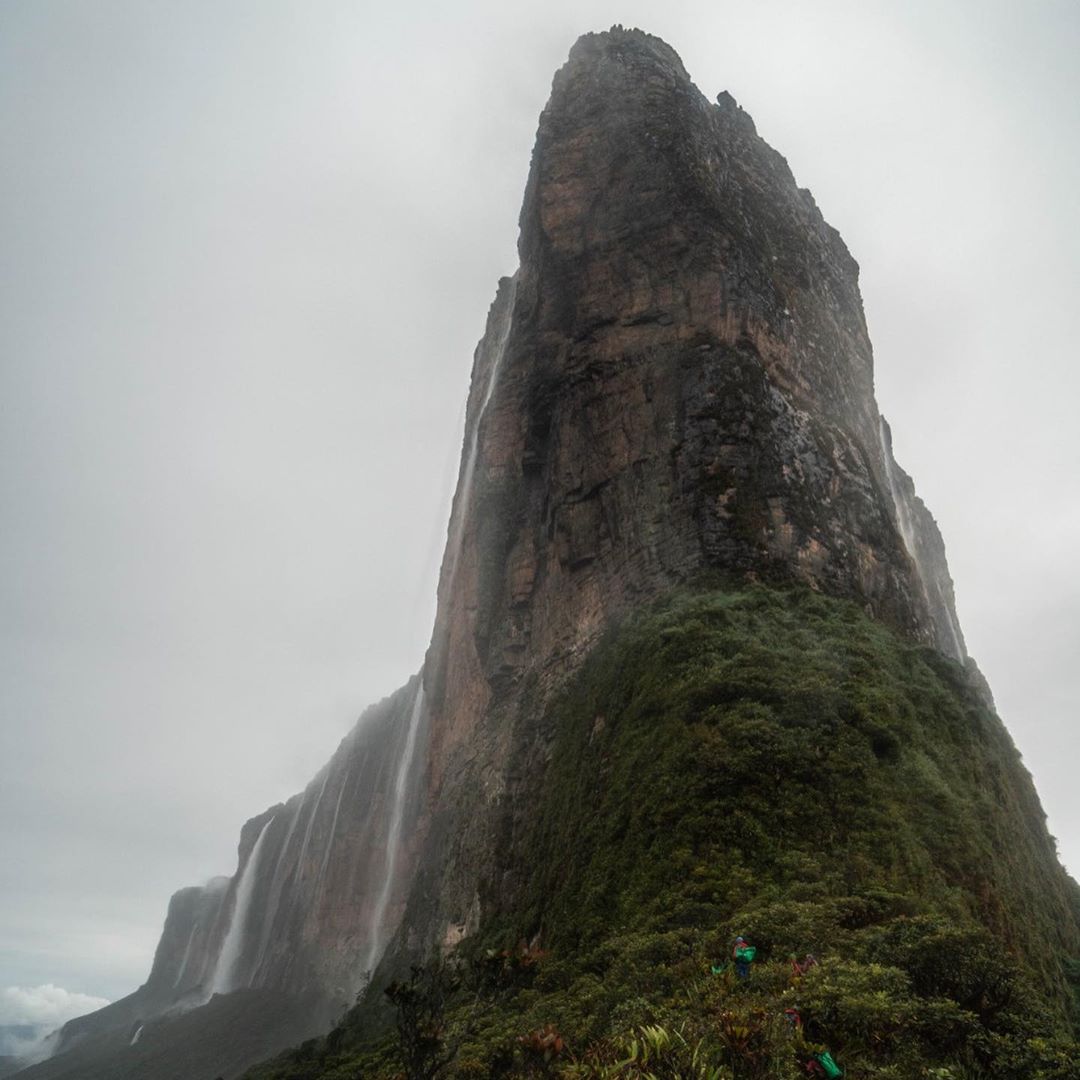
[143,879,229,1001]
[153,678,429,1006]
[414,27,966,950]
[427,29,963,736]
[33,28,971,1079]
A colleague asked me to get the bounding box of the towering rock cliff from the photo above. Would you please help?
[404,25,972,969]
[20,27,1077,1080]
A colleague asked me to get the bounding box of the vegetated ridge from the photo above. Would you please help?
[249,586,1080,1079]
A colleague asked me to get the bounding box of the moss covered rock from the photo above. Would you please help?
[245,586,1080,1079]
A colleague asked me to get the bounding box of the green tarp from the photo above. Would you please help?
[817,1052,842,1078]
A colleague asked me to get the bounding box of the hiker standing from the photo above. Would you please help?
[732,935,755,979]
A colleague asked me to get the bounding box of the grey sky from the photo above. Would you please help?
[1,0,1077,1006]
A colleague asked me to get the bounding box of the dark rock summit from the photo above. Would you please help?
[19,27,1076,1080]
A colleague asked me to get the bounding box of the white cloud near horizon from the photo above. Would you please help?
[0,984,110,1029]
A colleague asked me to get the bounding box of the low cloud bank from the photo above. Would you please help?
[0,984,108,1027]
[0,985,109,1060]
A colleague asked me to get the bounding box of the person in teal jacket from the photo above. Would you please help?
[732,935,754,979]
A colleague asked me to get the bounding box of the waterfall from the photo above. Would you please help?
[294,769,330,878]
[278,767,334,948]
[879,416,921,558]
[248,791,306,984]
[249,769,331,985]
[190,878,230,990]
[316,767,351,897]
[878,417,964,659]
[251,768,330,989]
[129,1026,143,1046]
[361,681,426,979]
[445,277,517,585]
[939,596,964,659]
[172,923,198,988]
[209,815,275,996]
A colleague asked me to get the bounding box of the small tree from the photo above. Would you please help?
[385,963,461,1080]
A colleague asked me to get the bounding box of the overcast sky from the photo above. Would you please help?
[2,0,1078,1015]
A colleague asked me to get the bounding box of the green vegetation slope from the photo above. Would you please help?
[246,587,1080,1079]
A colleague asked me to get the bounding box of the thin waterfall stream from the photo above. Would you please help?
[172,923,198,989]
[361,681,426,980]
[316,767,351,898]
[208,815,275,996]
[248,791,307,985]
[445,277,517,587]
[878,417,964,658]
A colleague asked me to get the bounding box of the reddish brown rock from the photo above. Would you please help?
[410,24,966,966]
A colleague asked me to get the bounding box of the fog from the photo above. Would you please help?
[1,0,1077,1005]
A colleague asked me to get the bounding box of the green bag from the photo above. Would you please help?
[734,946,756,963]
[816,1052,842,1078]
